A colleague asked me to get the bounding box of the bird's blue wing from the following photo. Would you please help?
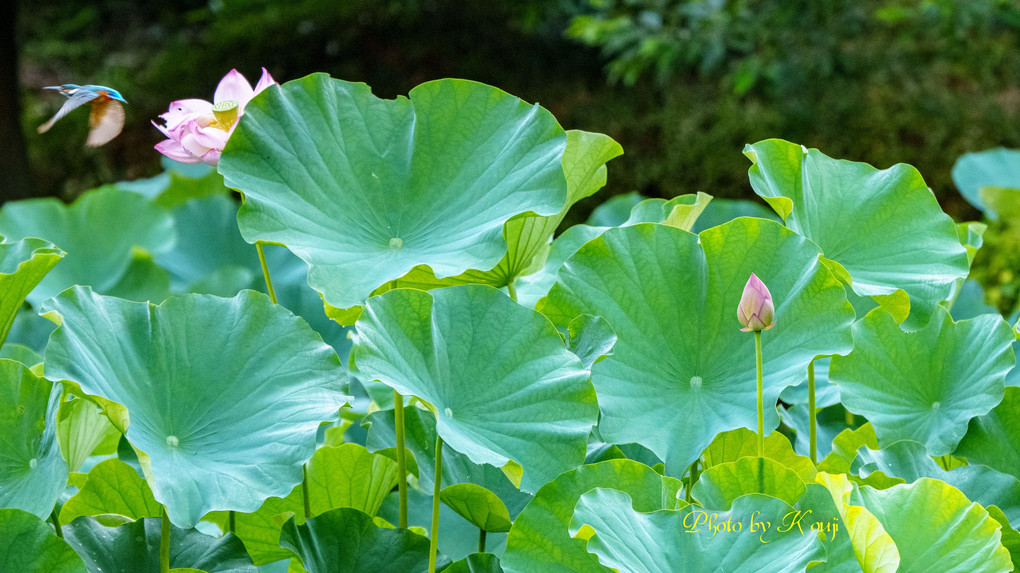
[37,88,100,134]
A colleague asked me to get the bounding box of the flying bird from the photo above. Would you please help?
[38,84,127,147]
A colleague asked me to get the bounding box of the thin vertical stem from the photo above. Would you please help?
[302,464,311,519]
[49,508,62,539]
[478,528,487,553]
[808,359,817,464]
[256,242,277,304]
[755,330,764,457]
[160,506,171,573]
[394,390,409,529]
[506,280,518,302]
[228,510,236,534]
[428,436,444,573]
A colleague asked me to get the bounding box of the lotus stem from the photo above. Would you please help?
[428,435,444,573]
[49,508,62,539]
[394,390,409,528]
[808,359,817,464]
[755,330,764,457]
[302,464,311,519]
[256,242,277,304]
[160,506,171,573]
[228,510,235,534]
[478,528,487,553]
[506,279,518,302]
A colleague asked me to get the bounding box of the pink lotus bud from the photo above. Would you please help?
[738,273,775,332]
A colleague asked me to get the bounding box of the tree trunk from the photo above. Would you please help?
[0,0,36,203]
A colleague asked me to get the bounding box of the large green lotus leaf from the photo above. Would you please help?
[441,483,513,533]
[56,395,120,474]
[692,456,807,511]
[745,139,969,328]
[220,74,568,310]
[0,187,175,307]
[59,458,161,525]
[852,439,1020,525]
[701,428,817,483]
[858,478,1012,572]
[279,507,447,573]
[539,218,855,474]
[951,147,1020,219]
[501,459,683,573]
[294,128,620,323]
[956,386,1020,481]
[0,358,68,518]
[569,489,823,572]
[815,473,900,573]
[43,287,350,527]
[829,307,1014,455]
[363,407,532,518]
[63,515,256,572]
[0,508,85,573]
[305,443,398,517]
[0,237,63,348]
[352,285,597,492]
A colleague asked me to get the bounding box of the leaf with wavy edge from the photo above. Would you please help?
[569,489,823,573]
[0,508,85,573]
[221,74,568,310]
[43,287,349,527]
[745,139,969,328]
[0,359,67,519]
[829,307,1014,456]
[539,218,855,474]
[352,285,597,492]
[0,187,174,307]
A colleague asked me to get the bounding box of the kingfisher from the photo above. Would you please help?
[38,84,127,147]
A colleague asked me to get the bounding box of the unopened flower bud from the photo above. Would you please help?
[738,273,775,332]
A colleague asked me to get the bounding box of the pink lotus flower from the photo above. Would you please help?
[738,273,776,332]
[153,68,276,165]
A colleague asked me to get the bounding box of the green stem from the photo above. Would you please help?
[506,279,518,302]
[428,436,444,573]
[394,391,409,529]
[808,359,817,464]
[228,510,236,534]
[302,464,311,519]
[478,528,487,553]
[49,508,62,539]
[160,506,171,573]
[256,242,277,304]
[685,458,699,503]
[755,330,764,457]
[845,410,856,427]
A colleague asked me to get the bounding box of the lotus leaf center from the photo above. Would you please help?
[690,376,703,389]
[389,237,403,249]
[166,435,180,447]
[444,407,453,418]
[28,458,37,469]
[931,401,941,410]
